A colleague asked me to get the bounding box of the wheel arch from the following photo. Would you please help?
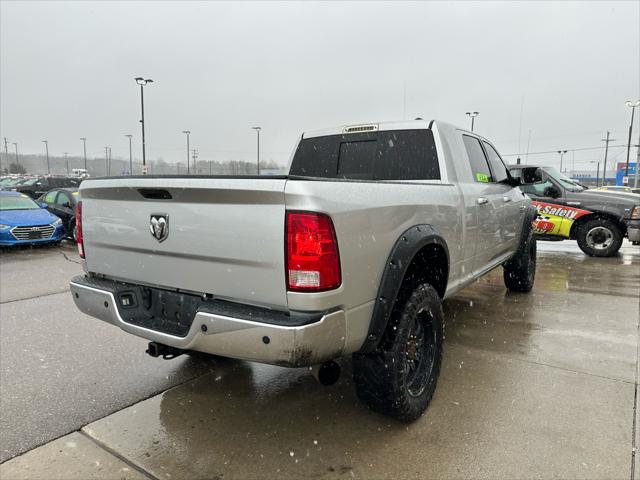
[358,224,449,353]
[516,204,538,251]
[569,212,626,240]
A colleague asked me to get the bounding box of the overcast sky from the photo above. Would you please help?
[1,1,639,172]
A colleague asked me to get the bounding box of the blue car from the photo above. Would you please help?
[0,191,65,246]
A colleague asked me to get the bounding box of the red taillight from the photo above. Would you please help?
[75,201,84,258]
[286,211,341,292]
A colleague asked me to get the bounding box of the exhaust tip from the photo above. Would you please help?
[315,360,341,386]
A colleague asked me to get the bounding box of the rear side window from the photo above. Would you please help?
[56,191,72,206]
[44,190,57,204]
[482,141,509,183]
[290,129,440,181]
[462,135,492,183]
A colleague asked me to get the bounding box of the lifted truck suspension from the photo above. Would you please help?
[146,342,184,360]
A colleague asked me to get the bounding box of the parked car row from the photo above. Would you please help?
[0,175,82,199]
[2,165,639,253]
[0,177,81,247]
[594,185,640,195]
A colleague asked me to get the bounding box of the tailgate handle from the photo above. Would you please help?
[138,189,172,200]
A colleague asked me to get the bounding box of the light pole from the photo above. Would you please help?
[191,149,198,174]
[42,140,50,174]
[135,77,153,173]
[12,142,18,169]
[635,128,640,188]
[2,138,7,174]
[465,111,479,132]
[624,100,640,180]
[557,150,567,173]
[252,126,262,174]
[182,130,191,174]
[601,131,615,186]
[125,135,133,175]
[590,160,601,187]
[80,137,87,171]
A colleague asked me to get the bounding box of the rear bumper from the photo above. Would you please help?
[628,228,640,243]
[69,275,346,367]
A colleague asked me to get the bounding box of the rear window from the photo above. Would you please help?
[290,129,440,181]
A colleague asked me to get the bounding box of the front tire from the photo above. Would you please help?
[503,228,536,293]
[576,217,622,257]
[353,284,444,423]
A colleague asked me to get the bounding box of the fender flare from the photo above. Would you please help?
[358,224,449,353]
[518,204,538,246]
[504,204,538,266]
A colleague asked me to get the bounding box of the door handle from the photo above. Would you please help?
[476,197,489,205]
[519,205,527,211]
[503,196,512,203]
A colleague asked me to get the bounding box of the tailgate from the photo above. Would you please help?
[80,177,288,309]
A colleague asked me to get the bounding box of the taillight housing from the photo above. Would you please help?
[75,201,84,258]
[286,211,341,292]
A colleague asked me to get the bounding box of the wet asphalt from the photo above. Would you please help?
[0,242,215,463]
[0,240,639,479]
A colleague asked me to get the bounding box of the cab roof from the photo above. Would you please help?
[301,119,489,141]
[508,164,544,169]
[302,119,433,139]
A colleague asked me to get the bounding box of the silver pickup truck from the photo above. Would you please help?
[70,119,537,421]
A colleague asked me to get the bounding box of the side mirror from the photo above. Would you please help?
[507,176,521,187]
[501,176,521,187]
[61,202,71,208]
[543,186,561,198]
[39,202,48,209]
[519,167,545,185]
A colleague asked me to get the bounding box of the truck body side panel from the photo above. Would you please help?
[283,178,464,352]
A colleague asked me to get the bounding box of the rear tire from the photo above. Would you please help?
[353,284,444,423]
[576,217,622,257]
[503,228,536,293]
